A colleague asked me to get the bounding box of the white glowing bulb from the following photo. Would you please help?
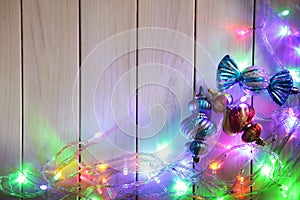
[295,46,300,57]
[123,159,128,175]
[94,131,103,138]
[278,26,291,37]
[154,177,160,183]
[240,96,247,103]
[39,185,48,190]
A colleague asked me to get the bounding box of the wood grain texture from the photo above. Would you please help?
[80,0,136,199]
[80,0,136,159]
[196,0,254,197]
[22,0,79,167]
[0,0,21,174]
[138,0,194,197]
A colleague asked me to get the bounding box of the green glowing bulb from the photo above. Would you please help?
[88,195,102,200]
[173,179,189,196]
[278,9,290,17]
[281,185,289,191]
[282,191,288,198]
[281,10,290,16]
[15,171,28,184]
[261,165,272,177]
[157,141,169,151]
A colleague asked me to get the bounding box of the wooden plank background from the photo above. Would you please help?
[0,0,299,199]
[0,0,21,175]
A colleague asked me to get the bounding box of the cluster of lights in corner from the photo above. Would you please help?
[0,169,48,198]
[275,9,298,38]
[235,7,300,60]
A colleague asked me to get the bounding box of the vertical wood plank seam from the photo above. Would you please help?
[250,0,257,199]
[78,0,82,159]
[78,0,82,198]
[193,0,197,198]
[193,0,197,95]
[20,0,24,199]
[135,0,139,199]
[20,0,24,173]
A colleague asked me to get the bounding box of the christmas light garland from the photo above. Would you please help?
[0,104,299,199]
[1,1,300,199]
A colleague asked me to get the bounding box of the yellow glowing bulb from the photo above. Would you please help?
[97,163,108,171]
[209,162,220,170]
[54,171,62,180]
[240,176,244,184]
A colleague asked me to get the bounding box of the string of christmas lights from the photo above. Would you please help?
[0,1,299,199]
[0,104,298,199]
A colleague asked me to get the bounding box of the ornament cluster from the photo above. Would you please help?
[181,85,267,163]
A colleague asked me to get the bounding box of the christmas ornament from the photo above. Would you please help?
[217,55,298,106]
[222,103,255,136]
[241,123,265,146]
[208,89,265,146]
[222,103,265,146]
[208,88,233,113]
[180,86,217,163]
[188,88,211,114]
[188,140,208,163]
[217,55,269,93]
[268,70,298,106]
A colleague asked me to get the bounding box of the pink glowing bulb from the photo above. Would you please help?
[236,28,250,37]
[238,30,247,36]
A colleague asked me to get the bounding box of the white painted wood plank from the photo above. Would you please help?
[80,0,136,199]
[22,0,79,168]
[0,0,21,174]
[138,0,194,198]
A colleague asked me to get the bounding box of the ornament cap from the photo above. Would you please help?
[192,155,200,163]
[195,86,207,100]
[208,88,220,98]
[255,137,265,146]
[290,87,299,94]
